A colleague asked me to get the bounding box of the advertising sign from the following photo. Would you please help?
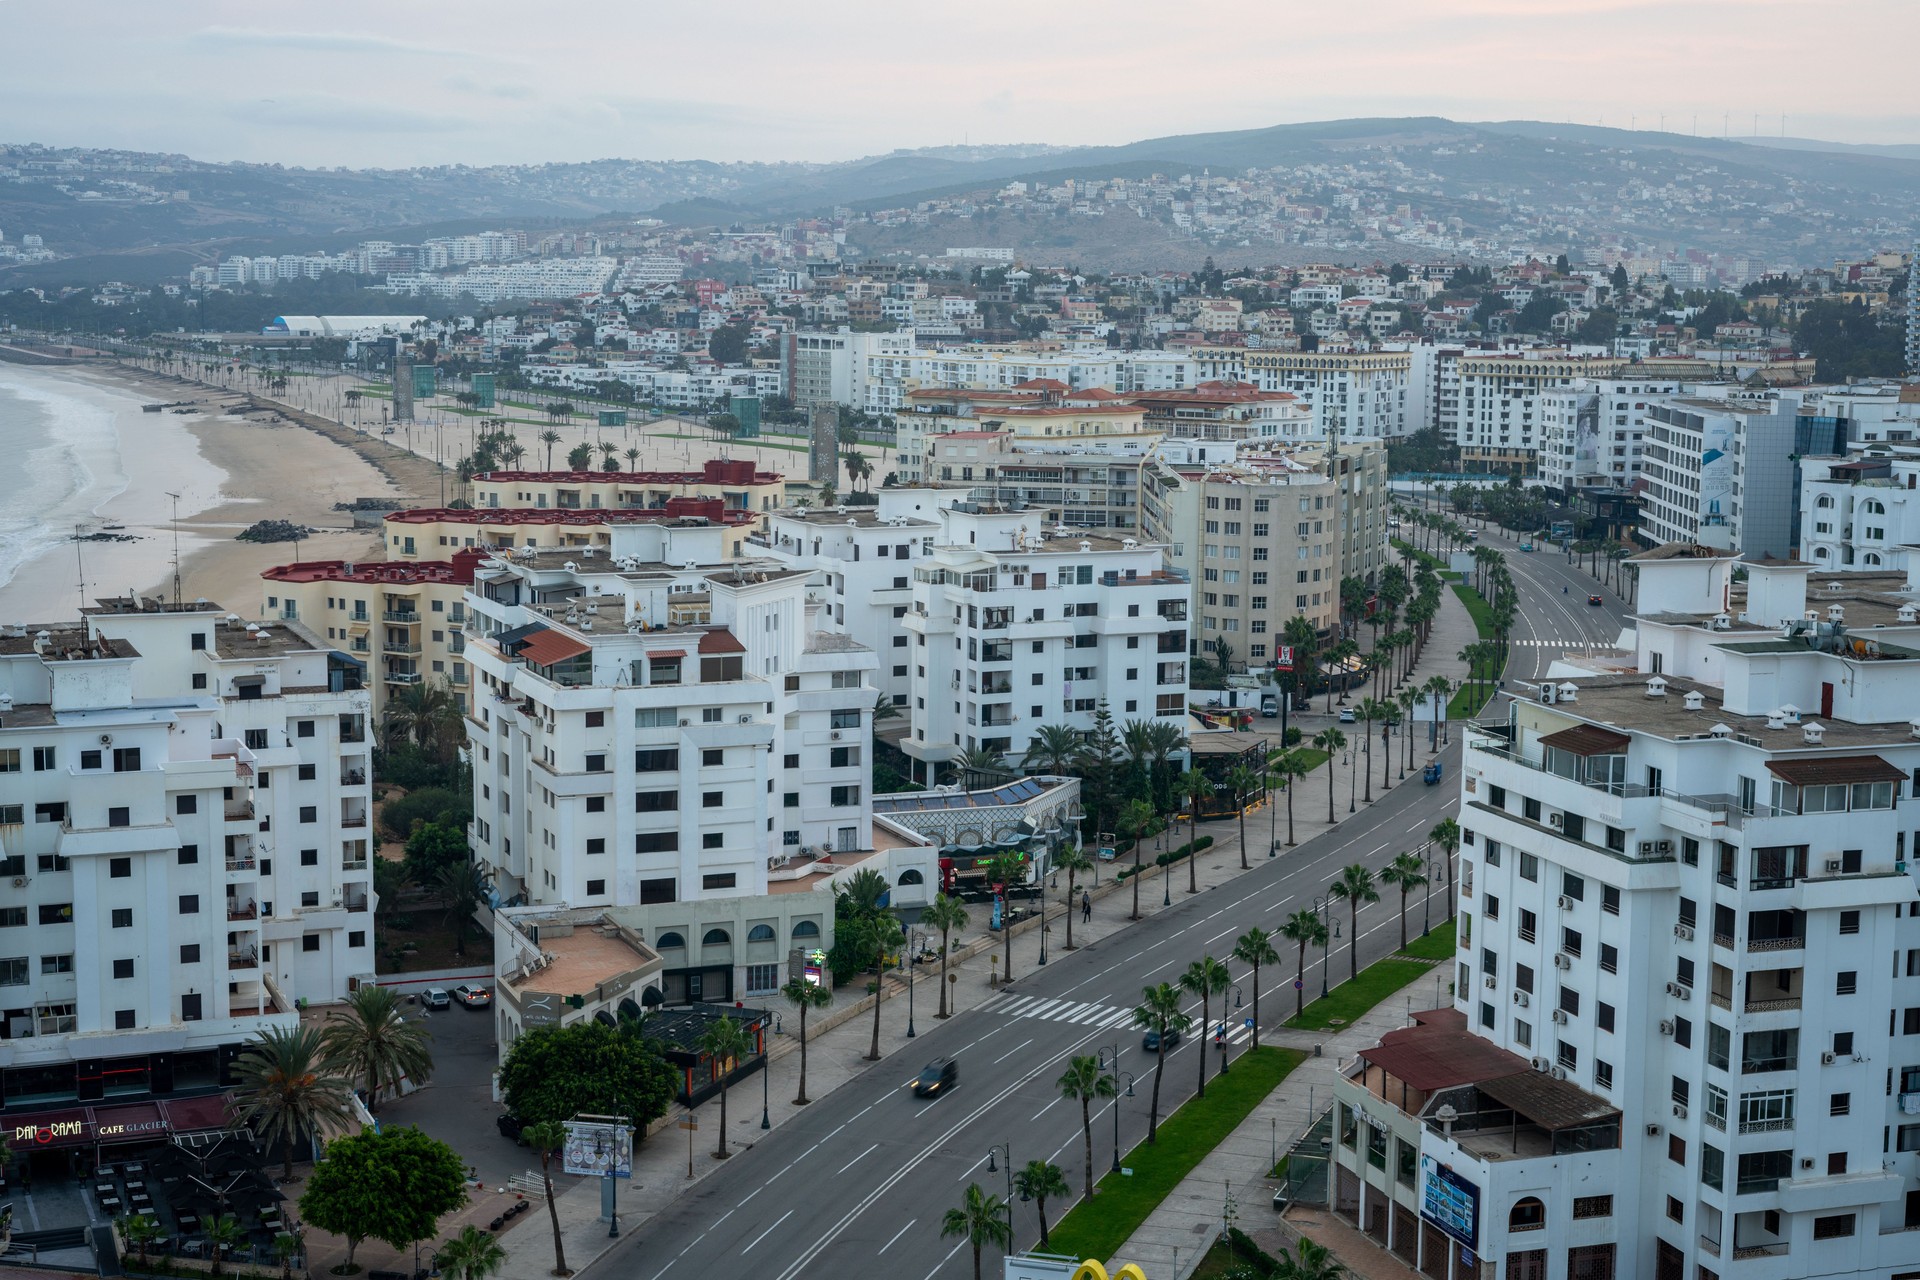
[1273,645,1294,673]
[1419,1154,1479,1248]
[562,1119,632,1178]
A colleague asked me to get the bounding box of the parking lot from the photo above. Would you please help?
[374,996,536,1192]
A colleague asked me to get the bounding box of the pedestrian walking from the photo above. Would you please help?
[1081,890,1091,923]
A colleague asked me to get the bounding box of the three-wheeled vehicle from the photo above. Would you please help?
[1423,761,1444,785]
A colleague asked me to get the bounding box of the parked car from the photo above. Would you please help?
[1142,1026,1184,1052]
[454,984,492,1008]
[913,1058,958,1097]
[496,1113,525,1143]
[420,987,451,1010]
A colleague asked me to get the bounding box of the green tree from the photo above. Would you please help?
[438,861,489,957]
[521,1121,571,1276]
[1056,1055,1116,1200]
[322,984,434,1110]
[498,1022,678,1132]
[781,977,833,1103]
[1232,927,1279,1050]
[272,1231,302,1280]
[1282,1235,1349,1280]
[403,820,469,882]
[538,428,562,469]
[1181,955,1232,1088]
[1313,728,1346,823]
[707,323,751,365]
[1025,723,1083,776]
[436,1224,508,1280]
[861,912,906,1061]
[1054,843,1093,950]
[1329,864,1380,982]
[566,442,593,470]
[231,1025,356,1178]
[921,893,969,1017]
[1177,767,1211,895]
[117,1214,163,1271]
[1380,851,1430,951]
[941,1183,1013,1280]
[297,1126,468,1270]
[697,1017,753,1159]
[1225,763,1261,870]
[1281,909,1328,1021]
[206,1213,245,1278]
[1011,1160,1070,1251]
[1429,818,1461,921]
[1132,983,1192,1143]
[1117,797,1155,922]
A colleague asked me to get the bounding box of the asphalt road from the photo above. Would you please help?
[617,521,1618,1280]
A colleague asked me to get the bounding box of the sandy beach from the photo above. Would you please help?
[0,362,402,624]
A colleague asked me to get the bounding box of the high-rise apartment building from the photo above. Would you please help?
[1534,376,1689,496]
[1192,348,1413,441]
[468,459,784,521]
[1800,446,1920,575]
[1334,548,1920,1279]
[0,599,374,1122]
[1639,397,1797,558]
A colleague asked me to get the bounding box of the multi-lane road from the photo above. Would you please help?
[619,514,1631,1280]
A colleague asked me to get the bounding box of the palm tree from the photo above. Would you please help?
[920,894,969,1018]
[439,861,489,957]
[1313,729,1346,823]
[1430,818,1461,921]
[1181,956,1232,1090]
[383,676,462,761]
[522,1120,571,1275]
[779,974,833,1105]
[697,1016,753,1159]
[941,1183,1013,1280]
[838,867,890,917]
[272,1231,302,1280]
[231,1025,355,1178]
[1011,1161,1070,1251]
[1225,763,1261,870]
[1357,697,1389,802]
[437,1225,508,1280]
[1424,675,1452,750]
[206,1214,245,1278]
[1054,844,1094,950]
[625,446,641,472]
[1177,767,1211,894]
[1281,909,1328,1021]
[322,984,434,1109]
[1380,851,1430,952]
[1117,798,1154,922]
[863,913,906,1060]
[1396,689,1420,775]
[1329,864,1380,983]
[1055,1054,1116,1200]
[1233,927,1279,1049]
[1132,983,1191,1142]
[538,428,562,469]
[1281,1235,1348,1280]
[1025,723,1083,776]
[117,1213,163,1271]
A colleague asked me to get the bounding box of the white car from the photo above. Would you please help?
[454,983,493,1009]
[1337,708,1357,724]
[420,987,451,1010]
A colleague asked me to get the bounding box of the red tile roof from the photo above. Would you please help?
[517,630,591,666]
[698,628,746,655]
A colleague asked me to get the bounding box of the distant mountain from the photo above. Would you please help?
[3,117,1917,282]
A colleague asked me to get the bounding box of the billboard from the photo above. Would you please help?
[562,1119,633,1178]
[471,374,495,409]
[1419,1154,1479,1248]
[412,364,437,401]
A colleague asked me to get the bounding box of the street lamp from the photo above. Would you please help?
[985,1143,1015,1239]
[1036,863,1049,968]
[905,930,926,1038]
[1421,847,1434,938]
[1311,893,1341,999]
[1097,1049,1138,1175]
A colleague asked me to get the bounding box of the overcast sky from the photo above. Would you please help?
[3,0,1913,168]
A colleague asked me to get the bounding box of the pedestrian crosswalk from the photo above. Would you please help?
[1514,639,1622,648]
[988,992,1258,1044]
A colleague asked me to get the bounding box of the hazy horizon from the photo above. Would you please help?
[1,0,1914,169]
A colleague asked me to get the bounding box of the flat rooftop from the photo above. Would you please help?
[209,622,328,659]
[1521,673,1920,746]
[0,627,138,662]
[506,913,661,996]
[770,508,938,528]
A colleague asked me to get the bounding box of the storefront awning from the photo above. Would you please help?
[4,1107,95,1149]
[160,1094,236,1136]
[93,1101,168,1144]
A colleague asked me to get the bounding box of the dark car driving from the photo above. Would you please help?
[913,1058,958,1097]
[1142,1027,1183,1052]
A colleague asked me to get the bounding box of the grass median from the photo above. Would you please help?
[1044,1046,1305,1264]
[1399,918,1457,961]
[1284,949,1437,1031]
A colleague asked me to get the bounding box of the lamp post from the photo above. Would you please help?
[1421,846,1434,938]
[761,1014,772,1129]
[1311,893,1341,999]
[906,930,926,1038]
[1095,1051,1137,1175]
[985,1143,1015,1240]
[1036,861,1049,967]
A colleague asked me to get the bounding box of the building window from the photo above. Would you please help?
[109,857,131,878]
[181,993,202,1022]
[1572,1195,1612,1219]
[702,873,737,891]
[586,879,606,896]
[112,908,133,928]
[181,944,200,963]
[1508,1198,1545,1232]
[639,877,676,904]
[177,795,198,815]
[745,964,779,995]
[1812,1214,1855,1240]
[702,791,724,808]
[115,1009,137,1030]
[179,895,199,914]
[113,958,134,980]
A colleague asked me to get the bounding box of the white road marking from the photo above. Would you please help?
[879,1220,916,1255]
[742,1210,794,1255]
[993,1037,1035,1064]
[835,1143,879,1175]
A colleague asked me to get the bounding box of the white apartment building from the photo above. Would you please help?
[0,599,375,1125]
[754,505,942,709]
[1800,447,1920,574]
[1450,354,1628,472]
[1640,397,1797,559]
[461,529,912,1001]
[1191,348,1413,441]
[1332,547,1920,1280]
[898,500,1191,780]
[1535,376,1690,495]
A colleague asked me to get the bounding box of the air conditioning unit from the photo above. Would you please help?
[1826,859,1842,874]
[830,730,843,741]
[1674,984,1691,1000]
[9,876,24,889]
[1548,813,1564,829]
[1673,1103,1688,1120]
[679,718,691,727]
[1665,981,1681,997]
[1530,1057,1550,1071]
[1550,1067,1567,1080]
[1551,1009,1568,1025]
[1553,953,1572,970]
[738,714,753,724]
[1654,839,1674,854]
[1674,924,1694,941]
[1800,1158,1816,1171]
[1821,1051,1838,1064]
[1557,895,1573,910]
[1483,973,1498,988]
[1512,991,1530,1008]
[1539,683,1556,705]
[98,733,113,745]
[1637,840,1656,856]
[1659,1019,1676,1036]
[1646,1123,1663,1137]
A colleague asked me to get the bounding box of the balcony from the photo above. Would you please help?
[383,640,423,655]
[341,815,368,829]
[385,671,423,685]
[339,720,367,744]
[1747,935,1804,953]
[228,949,259,970]
[1739,1117,1794,1135]
[226,901,257,922]
[383,610,421,624]
[1732,1245,1786,1260]
[341,769,366,787]
[223,799,254,821]
[1746,997,1802,1013]
[225,855,257,873]
[980,643,1013,664]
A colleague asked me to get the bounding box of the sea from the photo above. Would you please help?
[0,364,132,601]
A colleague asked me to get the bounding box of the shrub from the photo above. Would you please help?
[378,786,467,841]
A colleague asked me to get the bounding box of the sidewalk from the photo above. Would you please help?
[1105,974,1444,1280]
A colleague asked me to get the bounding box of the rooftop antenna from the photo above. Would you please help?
[73,524,89,631]
[167,491,183,609]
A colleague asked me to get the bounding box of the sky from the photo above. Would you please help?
[2,0,1916,168]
